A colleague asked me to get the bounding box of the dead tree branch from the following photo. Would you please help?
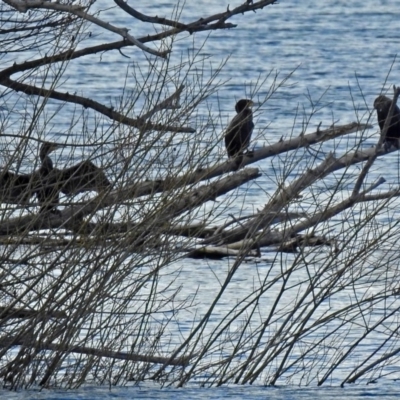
[3,0,168,57]
[0,77,195,133]
[0,337,192,366]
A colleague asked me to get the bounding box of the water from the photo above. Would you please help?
[1,0,400,398]
[3,382,400,400]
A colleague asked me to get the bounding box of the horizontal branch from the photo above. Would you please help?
[81,166,260,221]
[70,167,262,239]
[0,337,191,366]
[0,0,278,78]
[244,122,372,167]
[186,245,260,259]
[0,77,195,133]
[114,0,189,29]
[2,0,83,13]
[3,0,168,57]
[0,168,261,236]
[229,179,396,250]
[0,306,67,320]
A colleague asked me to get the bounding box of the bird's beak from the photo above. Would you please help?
[249,100,255,108]
[50,143,63,153]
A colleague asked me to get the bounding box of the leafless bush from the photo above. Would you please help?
[0,0,399,390]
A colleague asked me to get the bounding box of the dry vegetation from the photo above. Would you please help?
[0,0,400,389]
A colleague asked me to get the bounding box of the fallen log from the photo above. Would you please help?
[0,307,67,320]
[0,337,192,366]
[0,168,261,237]
[205,145,392,246]
[186,245,260,259]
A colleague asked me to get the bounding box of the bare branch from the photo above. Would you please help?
[0,337,192,366]
[3,0,168,57]
[0,77,195,133]
[139,84,185,121]
[114,0,189,29]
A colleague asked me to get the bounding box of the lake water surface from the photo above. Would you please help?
[4,381,400,400]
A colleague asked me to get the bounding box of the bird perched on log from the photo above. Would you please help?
[0,143,60,209]
[0,169,34,204]
[0,142,111,212]
[36,141,62,214]
[39,144,111,211]
[224,99,254,158]
[52,159,111,196]
[373,94,400,149]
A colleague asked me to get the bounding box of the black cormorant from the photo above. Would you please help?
[224,99,254,158]
[39,143,111,211]
[0,143,59,208]
[54,160,111,196]
[0,170,34,204]
[373,95,400,149]
[38,142,111,212]
[36,141,61,214]
[0,142,111,210]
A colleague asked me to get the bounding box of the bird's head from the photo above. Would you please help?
[373,95,391,113]
[40,141,62,161]
[235,99,254,113]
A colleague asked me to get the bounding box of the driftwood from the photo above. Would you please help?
[0,167,261,236]
[186,245,260,259]
[277,234,338,253]
[202,146,394,248]
[0,120,380,266]
[0,123,368,235]
[0,307,67,320]
[0,337,192,366]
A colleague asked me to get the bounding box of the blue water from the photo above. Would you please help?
[3,382,400,400]
[2,0,400,398]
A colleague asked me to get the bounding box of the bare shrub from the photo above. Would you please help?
[0,0,398,390]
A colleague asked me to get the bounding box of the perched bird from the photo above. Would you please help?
[0,142,60,209]
[36,142,62,214]
[373,95,400,149]
[39,142,110,197]
[224,99,254,158]
[53,160,111,196]
[0,170,34,204]
[0,141,111,212]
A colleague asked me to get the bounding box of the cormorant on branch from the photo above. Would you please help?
[0,170,33,205]
[224,98,254,158]
[373,95,400,149]
[53,159,111,196]
[0,142,111,212]
[37,142,61,214]
[37,142,110,212]
[0,142,61,208]
[40,143,111,213]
